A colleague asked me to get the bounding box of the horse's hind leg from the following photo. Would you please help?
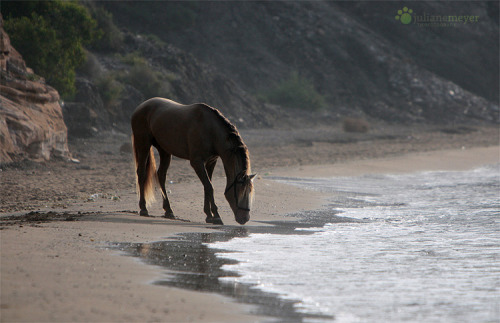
[132,132,156,216]
[157,147,175,218]
[133,134,153,217]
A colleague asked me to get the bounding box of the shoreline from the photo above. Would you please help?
[0,173,326,322]
[1,139,499,321]
[270,145,500,178]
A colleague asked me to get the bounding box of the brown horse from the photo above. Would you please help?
[131,97,255,225]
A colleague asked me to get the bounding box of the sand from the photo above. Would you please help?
[272,146,500,178]
[0,179,324,322]
[1,124,498,322]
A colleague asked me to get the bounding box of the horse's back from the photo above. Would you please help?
[132,98,190,132]
[132,97,185,120]
[131,98,220,159]
[132,97,218,129]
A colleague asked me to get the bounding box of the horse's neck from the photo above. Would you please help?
[213,120,248,183]
[220,151,246,184]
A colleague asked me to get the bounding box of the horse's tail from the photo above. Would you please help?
[132,135,158,206]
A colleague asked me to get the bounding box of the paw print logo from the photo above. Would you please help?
[395,7,413,24]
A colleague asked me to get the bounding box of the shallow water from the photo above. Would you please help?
[112,224,334,321]
[209,165,500,322]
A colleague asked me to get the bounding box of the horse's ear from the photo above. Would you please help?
[249,174,257,182]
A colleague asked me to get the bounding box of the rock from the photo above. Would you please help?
[0,15,70,163]
[119,142,132,154]
[342,117,370,133]
[63,77,143,137]
[114,84,144,125]
[62,77,108,138]
[62,102,98,138]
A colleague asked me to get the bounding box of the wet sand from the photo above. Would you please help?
[0,179,324,322]
[1,124,498,322]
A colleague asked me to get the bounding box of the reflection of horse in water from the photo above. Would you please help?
[135,228,249,290]
[131,97,255,225]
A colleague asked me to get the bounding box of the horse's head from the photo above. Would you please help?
[225,172,256,225]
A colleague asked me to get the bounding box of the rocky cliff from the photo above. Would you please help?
[0,17,69,163]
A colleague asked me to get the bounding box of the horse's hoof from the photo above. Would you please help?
[163,212,175,219]
[212,217,224,225]
[139,210,149,217]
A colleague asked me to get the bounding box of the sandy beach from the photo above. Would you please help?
[1,124,498,322]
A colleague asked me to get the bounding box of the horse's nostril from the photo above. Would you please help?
[236,217,248,225]
[236,210,250,225]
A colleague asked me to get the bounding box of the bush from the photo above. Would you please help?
[84,3,123,51]
[119,52,147,66]
[118,53,174,99]
[4,13,59,75]
[96,74,124,107]
[145,34,167,48]
[3,1,98,98]
[260,71,326,110]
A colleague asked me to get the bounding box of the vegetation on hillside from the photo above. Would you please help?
[91,52,176,108]
[259,72,326,110]
[116,52,175,100]
[2,1,98,98]
[83,1,124,52]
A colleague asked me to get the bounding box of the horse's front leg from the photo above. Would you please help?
[190,160,224,225]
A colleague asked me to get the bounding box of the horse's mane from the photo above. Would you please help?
[203,104,251,173]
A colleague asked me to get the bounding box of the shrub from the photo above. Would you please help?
[145,34,167,47]
[96,74,124,107]
[85,4,123,51]
[3,1,98,98]
[119,52,147,66]
[260,71,326,110]
[118,53,174,99]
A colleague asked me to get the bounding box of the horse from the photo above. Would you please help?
[131,97,256,225]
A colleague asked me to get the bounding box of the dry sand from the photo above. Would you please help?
[272,146,500,178]
[1,124,498,322]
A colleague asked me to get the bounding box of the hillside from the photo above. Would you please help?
[3,1,499,143]
[99,1,498,126]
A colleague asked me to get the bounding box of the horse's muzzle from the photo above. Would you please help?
[235,209,250,225]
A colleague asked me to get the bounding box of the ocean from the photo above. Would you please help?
[208,164,500,322]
